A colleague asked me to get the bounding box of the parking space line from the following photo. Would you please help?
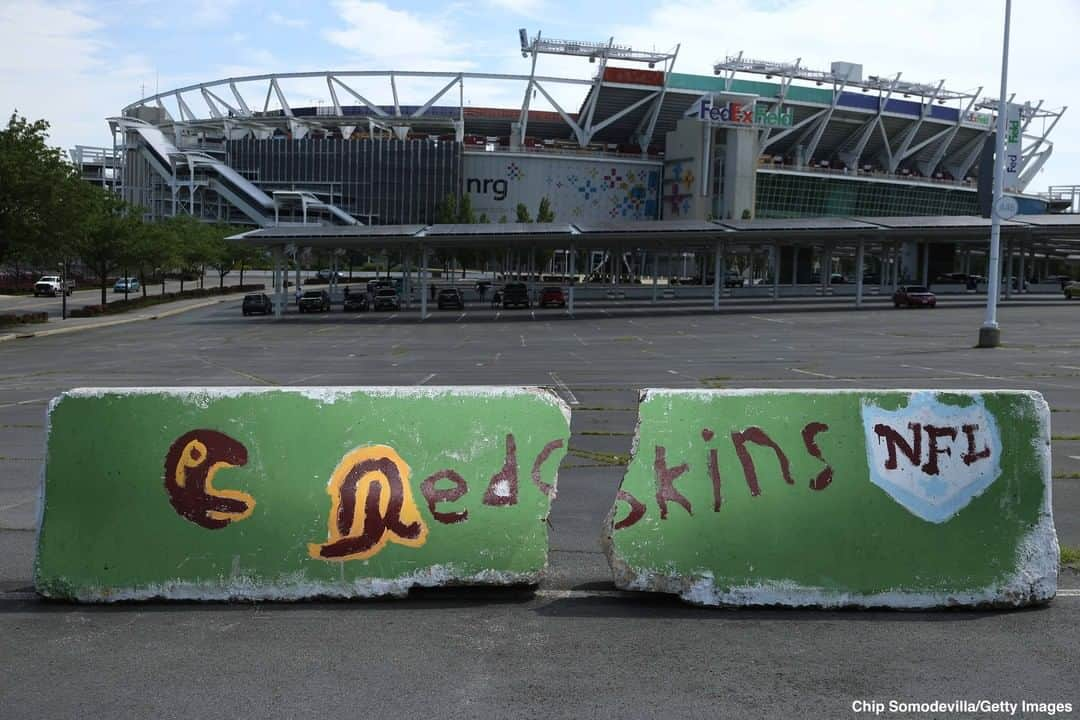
[751,315,792,324]
[456,312,466,323]
[549,372,579,405]
[791,368,836,379]
[520,335,526,347]
[417,373,437,385]
[0,498,33,512]
[900,363,1004,380]
[0,398,49,410]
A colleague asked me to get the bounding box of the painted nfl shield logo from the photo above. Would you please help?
[860,393,1002,523]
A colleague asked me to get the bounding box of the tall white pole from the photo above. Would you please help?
[979,0,1011,348]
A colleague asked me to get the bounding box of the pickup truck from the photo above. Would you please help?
[33,276,74,297]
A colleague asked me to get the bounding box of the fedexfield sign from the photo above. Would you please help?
[696,97,794,128]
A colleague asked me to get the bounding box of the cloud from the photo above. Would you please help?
[268,11,308,28]
[324,0,472,70]
[0,1,151,150]
[193,0,240,25]
[610,0,1080,191]
[484,0,546,18]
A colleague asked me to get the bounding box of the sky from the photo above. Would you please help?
[1,0,1077,194]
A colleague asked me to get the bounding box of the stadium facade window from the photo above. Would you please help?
[755,172,982,218]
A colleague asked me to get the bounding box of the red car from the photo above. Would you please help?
[893,285,937,308]
[539,286,566,308]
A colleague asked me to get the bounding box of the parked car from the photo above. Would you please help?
[373,287,400,311]
[724,271,743,288]
[1047,274,1074,289]
[437,288,465,310]
[343,290,369,312]
[539,286,566,308]
[315,269,346,282]
[34,275,73,297]
[298,289,331,313]
[242,293,272,316]
[893,285,937,308]
[501,283,530,309]
[1063,282,1080,300]
[113,277,140,293]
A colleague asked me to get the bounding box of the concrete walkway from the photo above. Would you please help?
[0,294,243,343]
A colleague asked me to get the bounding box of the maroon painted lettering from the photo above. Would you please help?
[702,428,723,512]
[613,489,646,530]
[802,422,834,491]
[873,422,922,470]
[164,429,252,530]
[482,433,518,506]
[317,456,422,559]
[921,425,958,476]
[961,424,991,466]
[420,469,469,524]
[654,445,691,519]
[530,439,564,498]
[708,447,723,511]
[730,427,794,497]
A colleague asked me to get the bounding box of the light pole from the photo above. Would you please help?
[58,262,66,320]
[977,0,1012,348]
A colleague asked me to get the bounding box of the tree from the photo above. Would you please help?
[457,194,476,224]
[478,213,490,224]
[129,220,176,297]
[205,224,248,289]
[160,215,210,293]
[435,194,458,224]
[536,197,555,223]
[0,113,84,267]
[72,191,141,305]
[515,203,532,223]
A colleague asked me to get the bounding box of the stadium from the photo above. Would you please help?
[70,29,1080,300]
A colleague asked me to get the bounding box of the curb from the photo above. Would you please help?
[0,297,234,344]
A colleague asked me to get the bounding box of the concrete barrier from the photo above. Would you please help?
[35,387,570,601]
[603,389,1057,608]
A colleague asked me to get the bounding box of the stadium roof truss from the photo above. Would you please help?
[122,70,595,142]
[713,54,1067,187]
[114,33,1065,199]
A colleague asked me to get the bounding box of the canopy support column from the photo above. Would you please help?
[272,246,284,320]
[712,241,721,311]
[652,252,659,304]
[772,241,780,301]
[855,238,866,309]
[420,245,429,319]
[568,243,576,317]
[921,241,930,286]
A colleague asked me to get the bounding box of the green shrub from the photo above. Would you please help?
[0,311,49,326]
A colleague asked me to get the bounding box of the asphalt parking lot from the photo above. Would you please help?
[1,298,1078,718]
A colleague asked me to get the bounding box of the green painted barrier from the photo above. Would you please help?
[36,387,570,601]
[604,389,1057,608]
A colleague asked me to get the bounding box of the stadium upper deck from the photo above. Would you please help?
[94,31,1064,226]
